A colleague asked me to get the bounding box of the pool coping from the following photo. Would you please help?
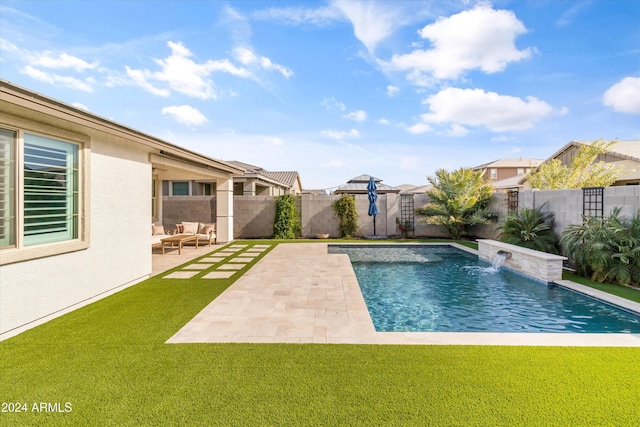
[167,242,640,347]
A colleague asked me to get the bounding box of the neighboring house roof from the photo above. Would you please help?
[227,160,302,191]
[522,140,640,185]
[491,175,526,190]
[546,140,640,163]
[334,174,400,194]
[227,160,265,173]
[473,158,543,170]
[263,171,300,188]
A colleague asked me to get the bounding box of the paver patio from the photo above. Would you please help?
[166,243,640,347]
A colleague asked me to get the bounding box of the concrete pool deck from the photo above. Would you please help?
[167,243,640,347]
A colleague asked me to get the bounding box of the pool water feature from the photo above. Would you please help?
[328,244,640,333]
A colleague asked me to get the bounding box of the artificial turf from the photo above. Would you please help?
[1,242,639,426]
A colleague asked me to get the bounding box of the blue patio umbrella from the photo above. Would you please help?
[367,176,378,235]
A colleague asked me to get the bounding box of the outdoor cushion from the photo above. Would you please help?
[182,221,199,234]
[198,223,215,234]
[152,225,166,235]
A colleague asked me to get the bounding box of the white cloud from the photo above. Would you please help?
[27,51,98,71]
[343,110,367,122]
[125,66,170,97]
[21,65,94,92]
[419,87,557,132]
[378,118,390,125]
[603,76,640,114]
[252,5,342,26]
[380,5,533,83]
[126,41,252,100]
[321,128,361,139]
[331,0,406,53]
[233,47,293,78]
[161,105,208,126]
[386,85,399,97]
[322,97,347,111]
[253,1,436,54]
[407,122,433,134]
[445,124,468,137]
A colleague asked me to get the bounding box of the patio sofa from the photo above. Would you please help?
[176,221,217,247]
[151,224,173,249]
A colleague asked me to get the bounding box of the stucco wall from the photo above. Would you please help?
[1,135,152,339]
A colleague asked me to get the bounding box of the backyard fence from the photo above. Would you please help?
[161,185,639,240]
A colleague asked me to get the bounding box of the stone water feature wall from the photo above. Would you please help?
[477,239,567,283]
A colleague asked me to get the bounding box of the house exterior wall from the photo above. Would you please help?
[1,134,152,339]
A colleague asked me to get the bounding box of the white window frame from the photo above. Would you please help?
[490,168,497,180]
[0,125,88,266]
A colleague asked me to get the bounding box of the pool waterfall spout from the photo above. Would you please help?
[491,251,512,271]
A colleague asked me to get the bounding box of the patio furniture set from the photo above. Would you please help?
[152,222,216,255]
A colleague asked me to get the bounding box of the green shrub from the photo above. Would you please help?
[334,195,359,238]
[561,208,640,287]
[273,194,300,239]
[498,205,560,254]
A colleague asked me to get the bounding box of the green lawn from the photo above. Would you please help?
[1,241,639,426]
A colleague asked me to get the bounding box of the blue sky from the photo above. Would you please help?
[1,0,638,190]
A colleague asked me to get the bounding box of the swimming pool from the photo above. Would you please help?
[328,244,640,333]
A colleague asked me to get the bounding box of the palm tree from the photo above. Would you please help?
[498,205,560,254]
[415,167,495,240]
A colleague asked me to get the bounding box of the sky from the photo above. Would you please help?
[1,0,639,190]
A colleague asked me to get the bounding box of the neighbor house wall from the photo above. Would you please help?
[1,134,152,339]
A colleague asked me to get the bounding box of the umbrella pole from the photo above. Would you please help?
[373,216,376,236]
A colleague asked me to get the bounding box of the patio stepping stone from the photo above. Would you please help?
[236,252,259,258]
[228,257,253,263]
[217,264,244,270]
[203,271,236,279]
[182,263,213,270]
[200,257,226,263]
[164,271,199,279]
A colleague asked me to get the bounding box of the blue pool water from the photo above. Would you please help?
[328,244,640,333]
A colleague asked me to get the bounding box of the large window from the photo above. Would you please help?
[0,129,80,251]
[24,134,79,245]
[0,129,16,248]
